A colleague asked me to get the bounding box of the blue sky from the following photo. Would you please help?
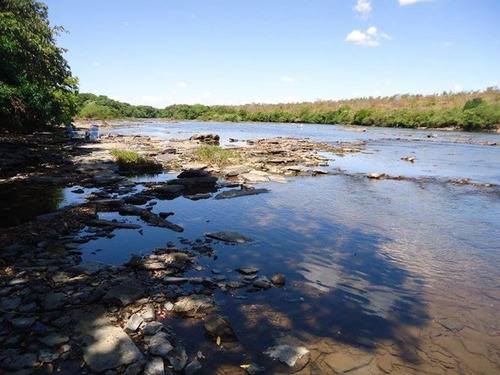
[44,0,500,108]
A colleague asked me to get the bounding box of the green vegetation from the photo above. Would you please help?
[76,88,500,132]
[110,149,162,174]
[194,145,240,167]
[0,0,78,131]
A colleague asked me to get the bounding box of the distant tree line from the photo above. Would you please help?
[77,88,500,131]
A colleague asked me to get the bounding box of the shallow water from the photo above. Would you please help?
[78,122,500,373]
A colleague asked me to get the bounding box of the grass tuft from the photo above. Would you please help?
[194,145,240,167]
[110,149,162,173]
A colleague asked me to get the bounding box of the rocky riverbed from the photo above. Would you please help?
[0,124,369,375]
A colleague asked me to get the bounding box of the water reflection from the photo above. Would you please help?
[0,185,63,228]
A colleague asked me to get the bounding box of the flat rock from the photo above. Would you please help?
[204,231,253,244]
[236,267,260,275]
[82,324,143,373]
[149,333,173,358]
[174,295,213,316]
[39,333,69,347]
[40,292,67,311]
[144,357,165,375]
[264,344,310,368]
[322,352,373,373]
[166,346,188,372]
[144,321,164,336]
[214,188,269,200]
[124,313,144,333]
[102,281,144,306]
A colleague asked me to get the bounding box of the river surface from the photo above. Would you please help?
[10,121,500,373]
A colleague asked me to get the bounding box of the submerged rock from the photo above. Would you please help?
[204,231,253,244]
[203,314,238,342]
[264,344,310,369]
[173,295,213,316]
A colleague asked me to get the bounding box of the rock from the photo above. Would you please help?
[2,353,38,370]
[177,169,211,178]
[189,133,220,144]
[82,324,143,373]
[322,352,373,373]
[10,317,36,329]
[102,281,144,306]
[174,295,213,316]
[214,187,270,200]
[39,333,69,347]
[252,276,272,290]
[236,267,260,275]
[166,346,188,372]
[38,349,58,363]
[164,302,174,311]
[240,170,271,183]
[40,292,67,311]
[124,314,144,333]
[149,333,173,358]
[144,357,165,375]
[204,231,253,244]
[246,362,265,374]
[1,297,21,310]
[144,321,164,336]
[203,314,238,342]
[367,172,385,179]
[184,359,202,375]
[143,303,156,322]
[264,344,310,368]
[88,219,141,229]
[270,273,286,287]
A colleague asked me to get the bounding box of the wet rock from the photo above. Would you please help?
[367,172,386,179]
[144,357,165,375]
[38,349,58,363]
[264,344,310,369]
[246,363,265,374]
[144,321,164,336]
[204,231,253,244]
[124,313,144,333]
[163,276,189,285]
[252,276,272,290]
[152,184,185,197]
[322,352,373,373]
[88,219,141,229]
[270,273,286,287]
[184,359,202,375]
[236,267,260,275]
[203,314,238,342]
[82,324,143,373]
[1,297,22,311]
[149,333,173,358]
[214,188,270,200]
[102,281,144,306]
[174,295,213,316]
[166,346,188,372]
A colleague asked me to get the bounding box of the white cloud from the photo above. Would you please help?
[91,61,100,66]
[178,81,187,88]
[203,91,212,98]
[280,76,295,83]
[345,26,393,46]
[398,0,433,6]
[453,84,462,92]
[353,0,372,19]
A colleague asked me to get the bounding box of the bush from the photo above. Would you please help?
[110,149,162,174]
[194,145,240,167]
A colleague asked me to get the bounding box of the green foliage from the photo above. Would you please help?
[194,145,240,167]
[110,149,162,173]
[0,0,78,131]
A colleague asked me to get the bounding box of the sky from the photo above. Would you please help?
[43,0,500,108]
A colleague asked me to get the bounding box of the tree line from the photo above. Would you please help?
[77,89,500,131]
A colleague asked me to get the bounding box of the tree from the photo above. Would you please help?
[0,0,78,131]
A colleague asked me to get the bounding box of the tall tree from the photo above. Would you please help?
[0,0,78,131]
